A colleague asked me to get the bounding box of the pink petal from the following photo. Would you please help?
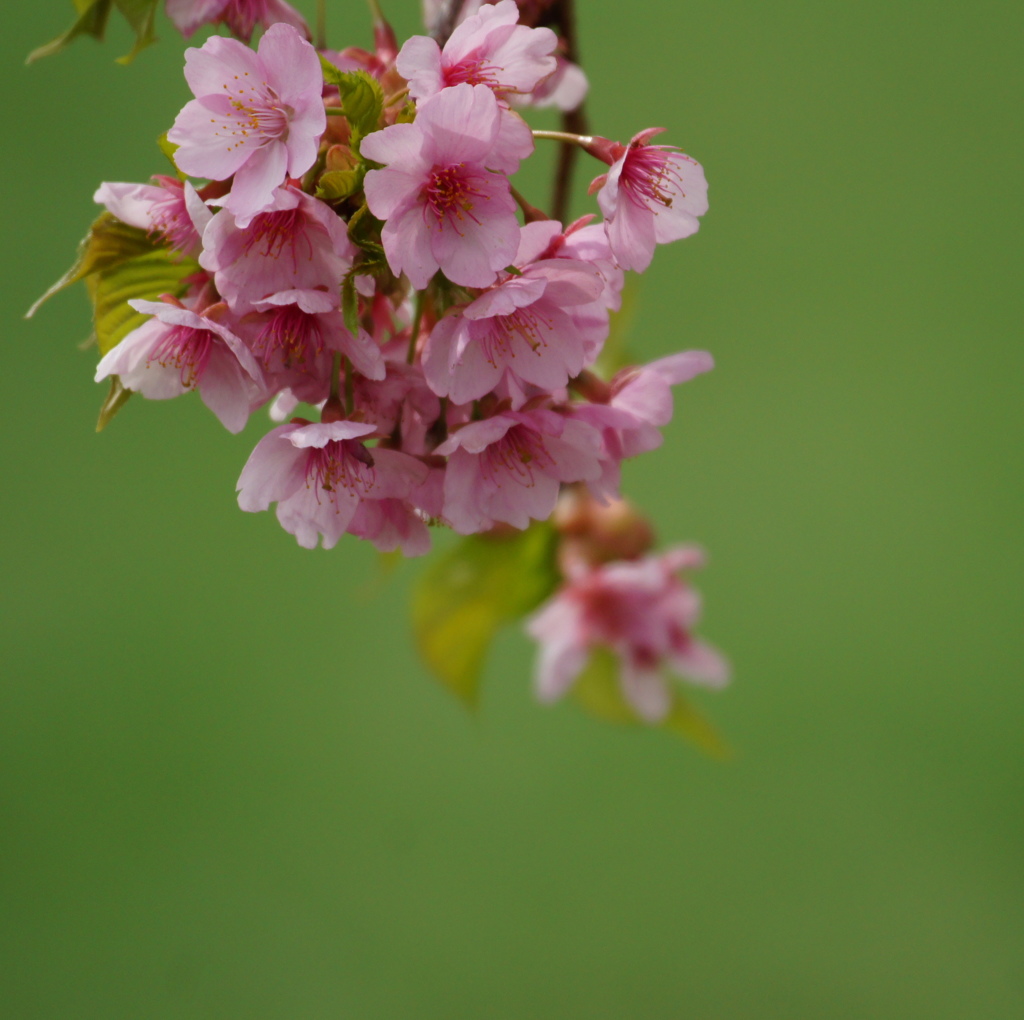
[225,141,289,227]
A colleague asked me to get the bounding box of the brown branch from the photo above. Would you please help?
[549,0,589,223]
[429,0,465,45]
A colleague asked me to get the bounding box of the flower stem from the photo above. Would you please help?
[510,185,551,223]
[329,351,343,406]
[407,291,425,364]
[532,129,595,147]
[316,0,327,50]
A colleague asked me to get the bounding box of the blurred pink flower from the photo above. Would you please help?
[398,0,557,103]
[527,546,729,722]
[435,407,602,533]
[165,0,309,42]
[237,420,430,549]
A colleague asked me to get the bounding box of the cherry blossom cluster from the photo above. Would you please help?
[84,0,726,722]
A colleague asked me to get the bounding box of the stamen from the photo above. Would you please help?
[148,324,215,388]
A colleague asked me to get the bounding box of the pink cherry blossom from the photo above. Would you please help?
[167,24,325,227]
[199,187,356,313]
[242,288,385,404]
[94,298,264,433]
[513,56,588,111]
[165,0,310,42]
[573,351,714,498]
[398,0,557,103]
[361,84,524,289]
[526,546,729,722]
[422,233,605,404]
[237,420,431,549]
[435,407,603,533]
[94,176,210,257]
[589,129,709,273]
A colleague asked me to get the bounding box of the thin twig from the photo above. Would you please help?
[550,0,589,224]
[316,0,327,50]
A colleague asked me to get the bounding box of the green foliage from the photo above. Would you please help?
[26,213,154,317]
[319,58,385,153]
[412,523,559,707]
[28,0,159,64]
[27,211,197,429]
[341,273,359,335]
[573,648,732,757]
[85,249,198,356]
[316,169,364,204]
[95,376,132,431]
[28,212,197,354]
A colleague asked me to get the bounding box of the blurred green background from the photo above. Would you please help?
[2,1,1022,1016]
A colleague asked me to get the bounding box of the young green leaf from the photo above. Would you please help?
[26,213,156,319]
[316,169,363,203]
[341,273,359,335]
[27,0,158,64]
[412,523,559,707]
[86,250,199,355]
[319,59,384,151]
[96,375,132,432]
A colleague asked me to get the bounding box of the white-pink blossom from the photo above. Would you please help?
[237,420,430,549]
[166,0,310,42]
[199,187,356,313]
[167,24,325,227]
[361,84,525,289]
[435,407,603,533]
[526,546,729,722]
[94,176,210,257]
[422,227,605,404]
[573,351,715,498]
[94,298,264,433]
[398,0,557,104]
[589,129,709,273]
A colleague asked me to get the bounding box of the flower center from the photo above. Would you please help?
[148,324,215,388]
[421,165,487,233]
[305,440,376,507]
[253,306,324,370]
[481,424,554,488]
[243,208,313,269]
[442,55,503,91]
[481,306,552,366]
[622,146,685,210]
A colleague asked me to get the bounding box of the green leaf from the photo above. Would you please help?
[346,202,386,257]
[87,249,199,355]
[96,375,132,431]
[663,696,733,760]
[27,0,158,64]
[156,133,182,174]
[316,169,363,203]
[111,0,158,64]
[319,59,384,151]
[412,523,559,707]
[572,648,733,757]
[27,0,111,63]
[571,648,641,724]
[26,213,156,319]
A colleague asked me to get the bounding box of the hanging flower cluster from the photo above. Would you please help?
[32,0,729,739]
